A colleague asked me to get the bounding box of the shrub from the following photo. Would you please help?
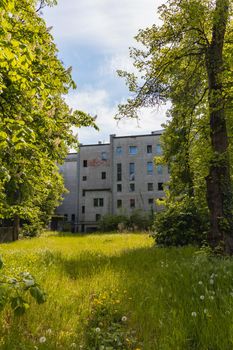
[153,199,208,246]
[129,210,153,231]
[98,215,129,232]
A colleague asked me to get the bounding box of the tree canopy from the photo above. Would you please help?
[0,0,96,237]
[117,0,233,252]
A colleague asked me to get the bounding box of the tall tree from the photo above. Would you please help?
[117,0,233,252]
[0,0,96,238]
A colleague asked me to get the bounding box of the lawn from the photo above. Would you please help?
[1,232,233,349]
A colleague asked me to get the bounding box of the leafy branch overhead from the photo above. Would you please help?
[117,0,233,253]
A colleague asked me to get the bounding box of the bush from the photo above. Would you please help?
[98,214,129,232]
[129,210,153,231]
[153,199,208,246]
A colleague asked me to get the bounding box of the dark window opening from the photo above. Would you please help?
[82,176,87,181]
[129,162,135,181]
[94,198,104,207]
[158,182,164,191]
[82,190,85,197]
[117,199,122,208]
[117,184,122,192]
[148,198,154,204]
[129,183,135,192]
[83,160,87,167]
[147,145,152,153]
[117,163,122,181]
[71,214,75,222]
[64,214,68,221]
[96,214,101,222]
[82,206,85,214]
[148,183,154,191]
[130,199,135,208]
[101,172,106,179]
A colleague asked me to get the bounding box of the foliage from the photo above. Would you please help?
[0,255,46,315]
[98,211,153,232]
[153,198,208,246]
[117,0,233,251]
[0,0,96,236]
[84,290,140,349]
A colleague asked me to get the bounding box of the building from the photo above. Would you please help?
[54,131,169,232]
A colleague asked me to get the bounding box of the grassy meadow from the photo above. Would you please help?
[1,232,233,349]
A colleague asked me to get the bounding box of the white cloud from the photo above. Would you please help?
[44,0,164,53]
[66,88,168,145]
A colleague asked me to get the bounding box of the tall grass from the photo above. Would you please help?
[0,232,233,349]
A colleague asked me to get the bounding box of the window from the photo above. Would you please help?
[116,146,122,155]
[147,145,152,154]
[129,183,135,192]
[82,206,85,214]
[117,184,122,192]
[71,214,75,222]
[83,160,87,167]
[129,162,135,180]
[117,163,122,181]
[148,183,154,191]
[129,146,137,155]
[101,172,106,179]
[148,198,154,205]
[82,176,87,181]
[101,151,107,160]
[157,165,163,175]
[130,199,135,208]
[93,198,104,207]
[147,162,153,175]
[117,199,122,208]
[156,144,162,154]
[64,214,68,221]
[96,214,101,222]
[82,190,85,197]
[158,182,164,191]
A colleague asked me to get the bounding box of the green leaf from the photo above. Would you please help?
[30,286,47,304]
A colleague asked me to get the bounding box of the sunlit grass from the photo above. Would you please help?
[1,232,233,349]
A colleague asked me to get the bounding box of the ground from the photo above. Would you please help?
[1,232,233,349]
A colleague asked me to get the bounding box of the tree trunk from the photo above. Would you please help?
[13,214,20,241]
[205,0,233,253]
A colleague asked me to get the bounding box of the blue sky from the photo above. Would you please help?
[43,0,167,144]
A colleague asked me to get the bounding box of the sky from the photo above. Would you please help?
[43,0,167,145]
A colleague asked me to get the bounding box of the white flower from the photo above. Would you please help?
[198,281,203,285]
[200,295,205,300]
[191,312,197,317]
[70,343,77,348]
[210,296,214,300]
[46,329,52,335]
[209,279,214,285]
[95,327,101,333]
[39,336,46,343]
[204,309,207,314]
[121,316,127,322]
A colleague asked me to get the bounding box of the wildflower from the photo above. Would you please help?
[95,327,101,333]
[46,329,52,335]
[209,279,214,285]
[122,316,127,322]
[198,281,203,285]
[210,296,214,300]
[191,312,197,317]
[39,337,46,343]
[200,295,205,300]
[70,343,76,348]
[204,309,207,314]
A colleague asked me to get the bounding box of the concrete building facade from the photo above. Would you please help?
[55,131,169,232]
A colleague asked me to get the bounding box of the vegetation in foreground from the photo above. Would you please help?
[1,232,233,349]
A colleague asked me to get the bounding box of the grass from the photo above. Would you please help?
[1,232,233,349]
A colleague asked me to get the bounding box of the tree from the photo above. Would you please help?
[117,0,233,252]
[0,0,96,238]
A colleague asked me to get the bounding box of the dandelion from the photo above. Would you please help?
[210,296,214,300]
[191,312,197,317]
[39,336,46,343]
[95,327,101,333]
[122,316,127,322]
[200,295,205,300]
[198,281,203,285]
[46,329,52,335]
[70,343,76,348]
[204,309,207,314]
[209,279,214,285]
